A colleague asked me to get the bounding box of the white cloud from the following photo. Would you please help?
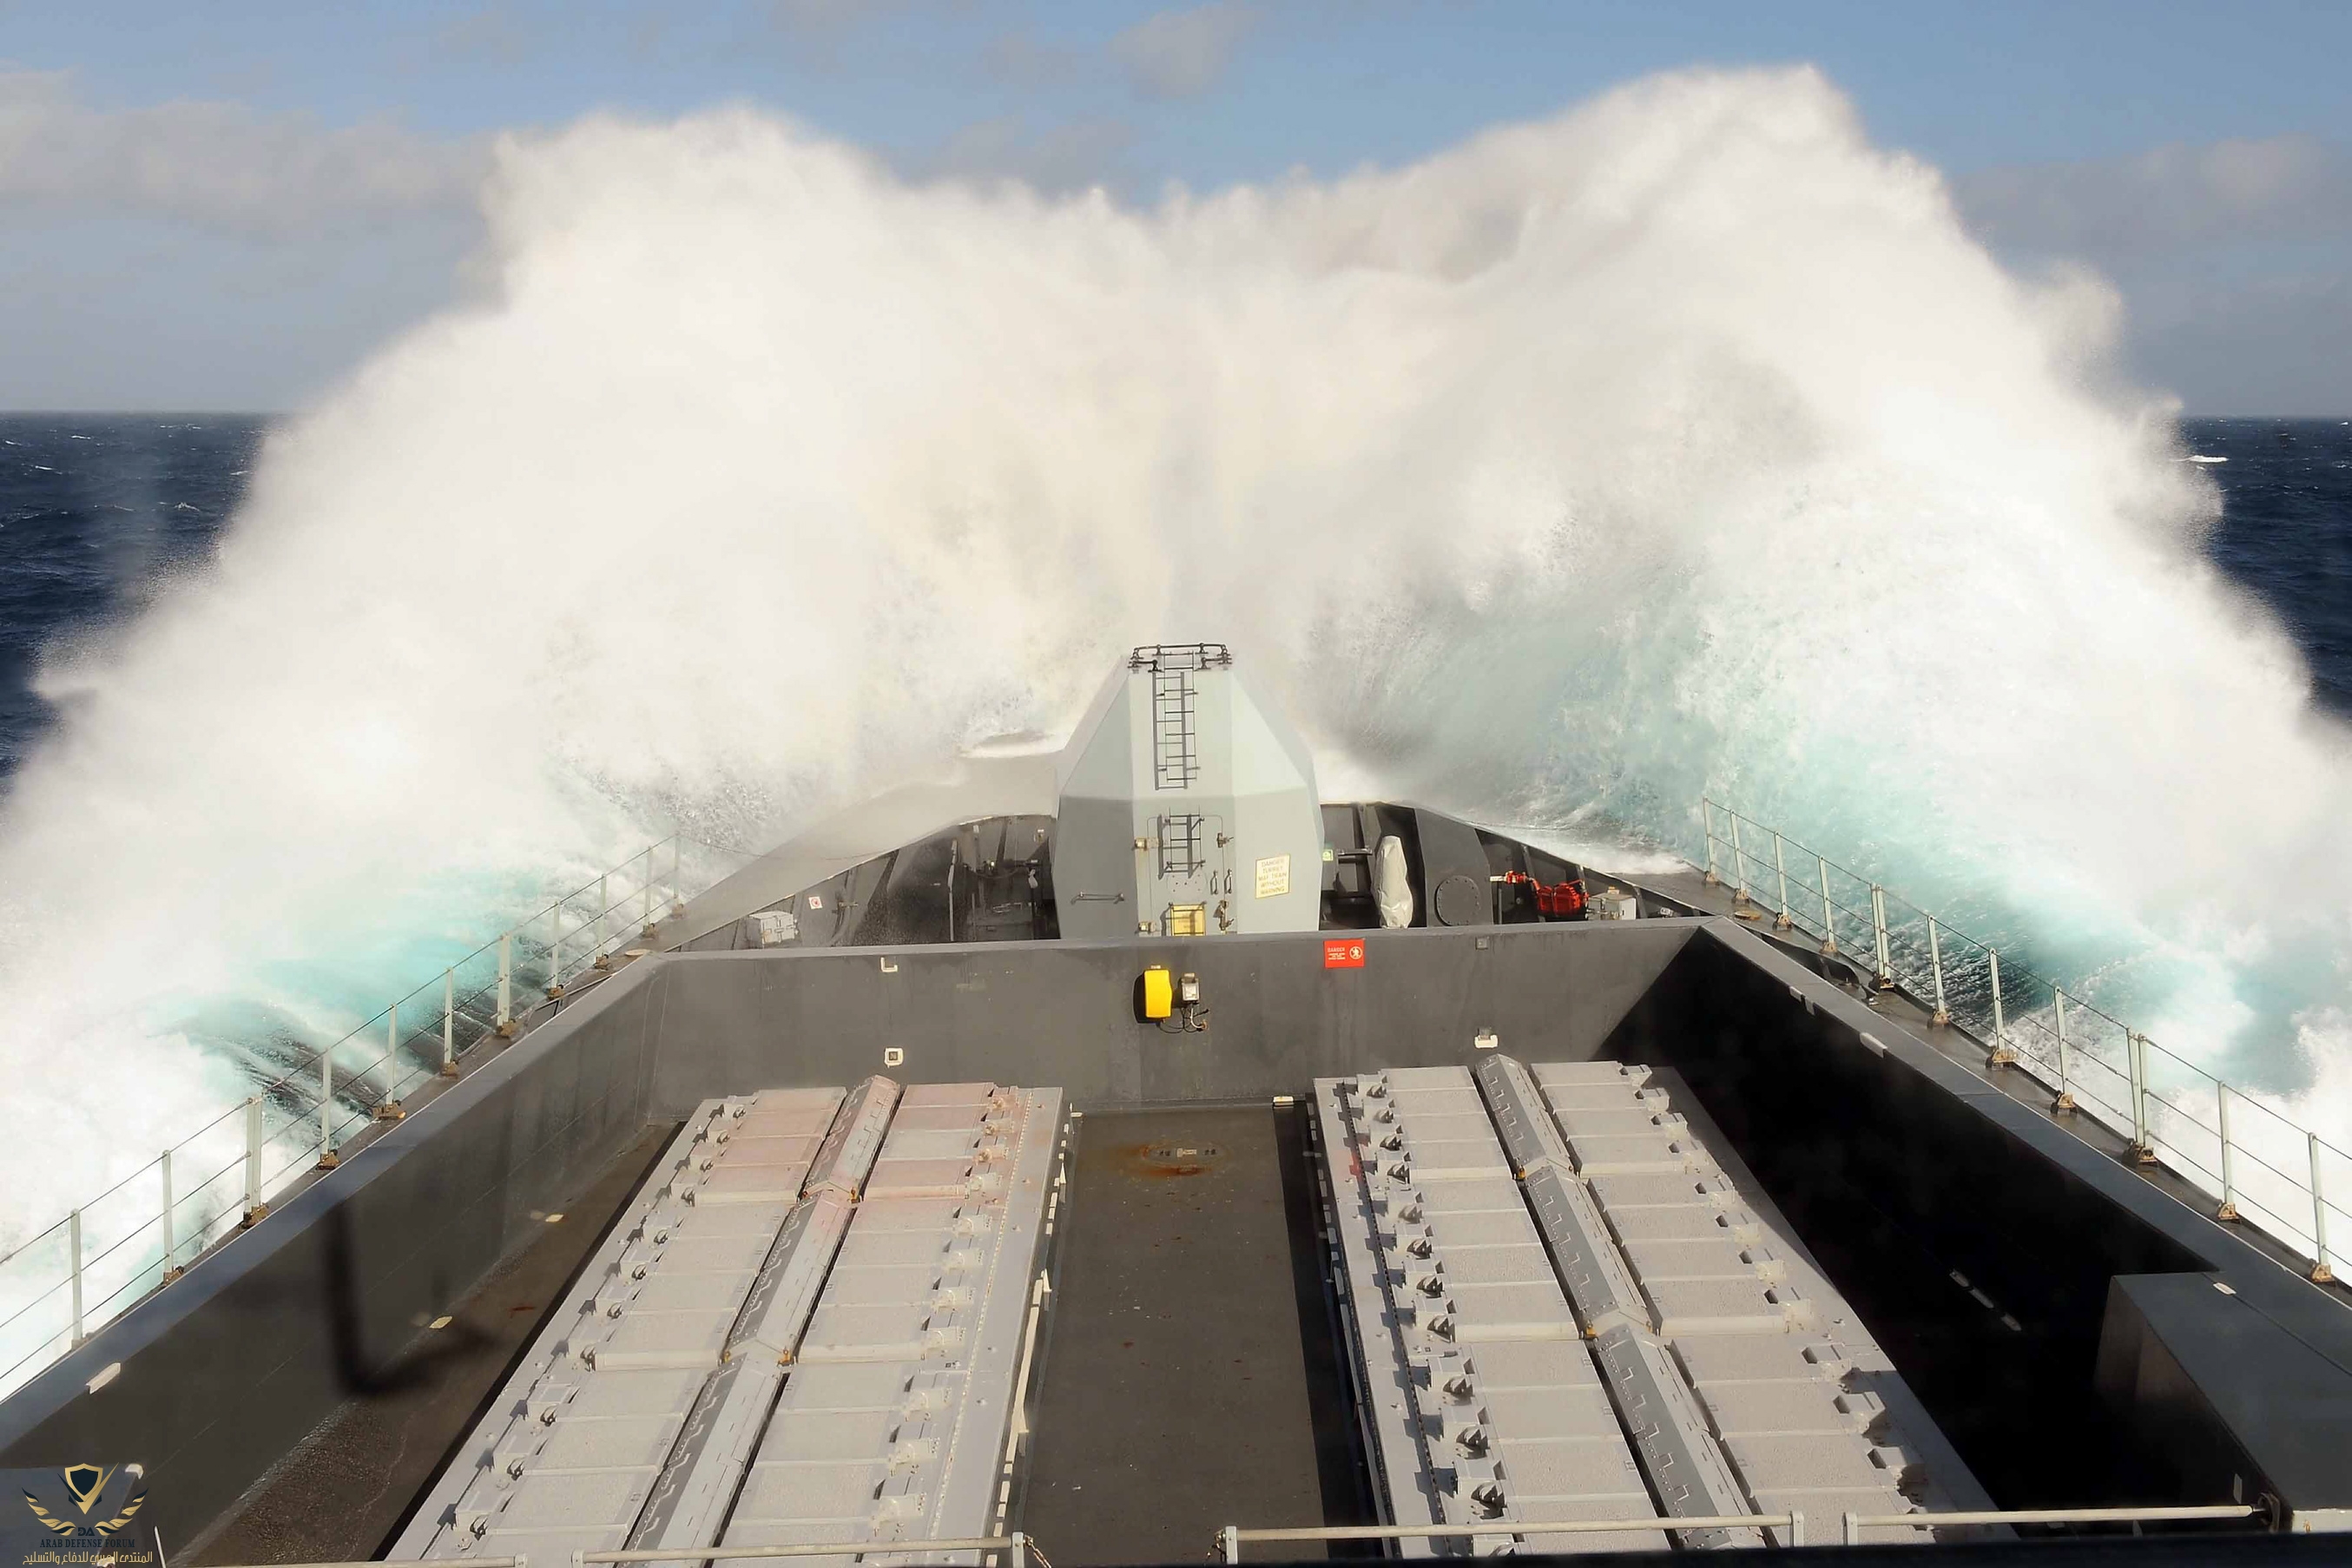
[0,69,488,239]
[1111,2,1258,99]
[1955,135,2352,412]
[1958,135,2352,256]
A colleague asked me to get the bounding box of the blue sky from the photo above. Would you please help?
[4,0,2349,412]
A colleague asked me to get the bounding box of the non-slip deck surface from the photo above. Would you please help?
[1020,1105,1370,1564]
[392,1078,1060,1567]
[1318,1057,1967,1555]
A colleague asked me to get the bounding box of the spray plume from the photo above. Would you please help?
[1,66,2348,1247]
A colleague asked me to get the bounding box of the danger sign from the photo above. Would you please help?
[1323,939,1366,969]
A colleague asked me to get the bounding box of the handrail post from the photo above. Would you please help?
[242,1095,267,1225]
[2217,1084,2239,1221]
[1772,833,1793,929]
[594,872,615,972]
[375,998,406,1119]
[1221,1525,1241,1565]
[670,834,682,913]
[161,1149,180,1281]
[2052,988,2076,1113]
[2310,1131,2334,1284]
[67,1213,83,1354]
[1986,950,2014,1065]
[440,967,458,1077]
[317,1043,339,1169]
[1869,885,1894,989]
[1788,1510,1803,1546]
[641,847,656,935]
[1816,856,1838,956]
[1843,1511,1861,1545]
[1011,1532,1027,1568]
[1701,798,1720,886]
[1927,919,1950,1025]
[2128,1032,2156,1163]
[1729,811,1749,905]
[497,931,516,1037]
[548,905,566,1000]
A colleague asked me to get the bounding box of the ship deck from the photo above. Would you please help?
[194,1064,2001,1566]
[1020,1104,1371,1562]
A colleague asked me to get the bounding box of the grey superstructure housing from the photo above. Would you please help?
[1051,642,1323,940]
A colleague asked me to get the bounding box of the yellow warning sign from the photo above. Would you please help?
[1255,853,1291,899]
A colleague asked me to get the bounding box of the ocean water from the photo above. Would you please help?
[0,417,265,774]
[5,414,2346,782]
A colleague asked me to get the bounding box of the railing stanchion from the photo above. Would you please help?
[1843,1512,1861,1546]
[1986,950,2014,1065]
[243,1096,266,1225]
[641,847,656,934]
[1816,856,1837,956]
[548,905,565,1000]
[2310,1131,2334,1284]
[1772,833,1793,930]
[1927,919,1949,1024]
[160,1148,176,1279]
[497,931,515,1037]
[1222,1525,1241,1565]
[1011,1532,1027,1568]
[2217,1084,2239,1221]
[1729,811,1749,905]
[2128,1032,2156,1163]
[670,834,682,913]
[318,1043,339,1169]
[440,968,458,1077]
[597,873,609,955]
[1789,1510,1803,1547]
[68,1209,83,1347]
[1701,798,1720,886]
[1869,885,1893,989]
[2052,989,2076,1113]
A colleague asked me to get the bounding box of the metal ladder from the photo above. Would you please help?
[1151,669,1199,789]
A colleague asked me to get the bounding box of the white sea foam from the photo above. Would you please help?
[1,66,2349,1257]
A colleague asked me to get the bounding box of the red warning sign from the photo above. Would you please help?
[1323,938,1366,969]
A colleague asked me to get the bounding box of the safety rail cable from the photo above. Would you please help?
[1218,1504,2260,1559]
[0,832,758,1400]
[1700,797,2352,1288]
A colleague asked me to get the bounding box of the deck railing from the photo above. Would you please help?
[1217,1502,2260,1558]
[0,833,757,1400]
[1701,798,2349,1287]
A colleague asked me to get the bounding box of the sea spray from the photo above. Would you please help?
[0,66,2347,1255]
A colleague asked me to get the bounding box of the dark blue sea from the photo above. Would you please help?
[1,414,2349,782]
